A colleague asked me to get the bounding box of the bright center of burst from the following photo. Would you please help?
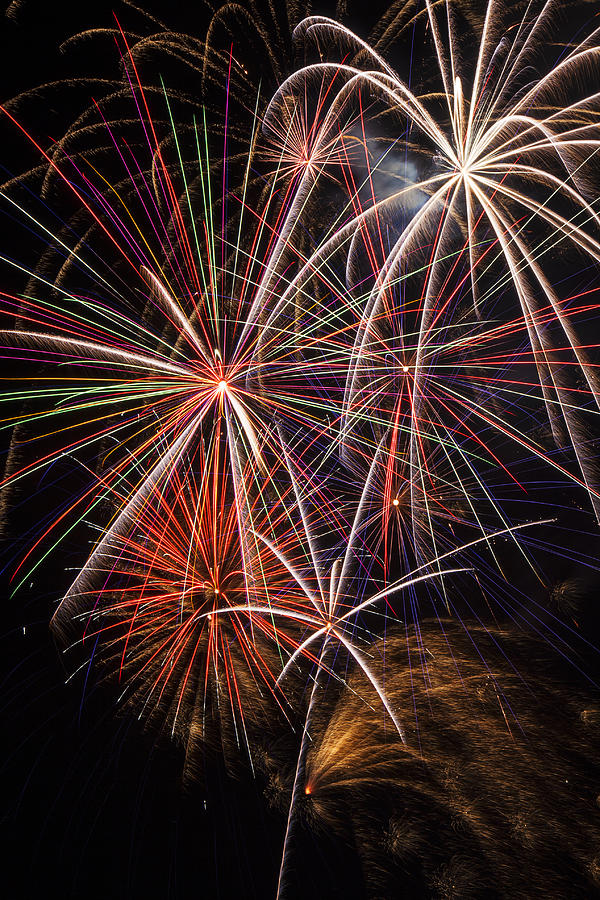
[392,498,400,507]
[217,380,228,393]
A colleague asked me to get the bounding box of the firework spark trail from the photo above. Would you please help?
[275,648,326,900]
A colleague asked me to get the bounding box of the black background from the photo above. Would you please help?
[2,2,600,898]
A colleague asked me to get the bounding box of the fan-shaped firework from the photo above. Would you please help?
[300,621,600,898]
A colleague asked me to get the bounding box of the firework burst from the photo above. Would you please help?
[264,1,600,524]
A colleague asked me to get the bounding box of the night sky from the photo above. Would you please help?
[2,2,600,898]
